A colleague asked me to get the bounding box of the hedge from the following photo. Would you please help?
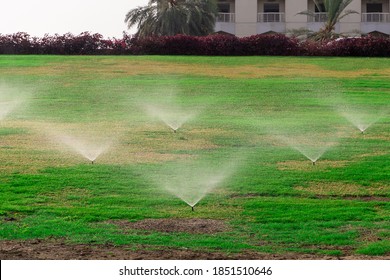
[0,32,389,56]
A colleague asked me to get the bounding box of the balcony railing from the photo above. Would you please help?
[257,13,286,23]
[308,12,328,22]
[217,13,235,23]
[362,13,390,23]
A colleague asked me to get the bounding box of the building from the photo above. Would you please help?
[215,0,390,37]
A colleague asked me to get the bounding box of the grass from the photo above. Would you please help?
[0,55,389,258]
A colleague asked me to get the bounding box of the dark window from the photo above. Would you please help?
[315,3,326,12]
[264,3,280,13]
[367,3,383,13]
[366,3,383,22]
[263,3,280,22]
[218,3,230,13]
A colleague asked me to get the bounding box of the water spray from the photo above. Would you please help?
[143,104,197,135]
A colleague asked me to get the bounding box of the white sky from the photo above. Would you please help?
[0,0,149,38]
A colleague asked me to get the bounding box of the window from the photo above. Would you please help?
[314,2,327,22]
[264,3,280,13]
[217,2,234,22]
[315,3,326,12]
[366,3,383,22]
[218,3,230,13]
[263,3,280,22]
[367,3,383,13]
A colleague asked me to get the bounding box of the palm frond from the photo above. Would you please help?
[312,0,323,12]
[125,0,217,37]
[298,0,358,41]
[338,9,359,21]
[297,10,316,17]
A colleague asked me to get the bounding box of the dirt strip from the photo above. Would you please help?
[1,239,389,260]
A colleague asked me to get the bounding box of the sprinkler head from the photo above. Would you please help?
[173,129,177,133]
[312,161,316,166]
[191,206,194,212]
[91,160,94,165]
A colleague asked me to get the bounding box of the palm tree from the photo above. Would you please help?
[125,0,218,37]
[298,0,358,41]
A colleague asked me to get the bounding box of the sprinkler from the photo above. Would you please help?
[91,160,94,165]
[173,129,177,133]
[191,206,194,212]
[312,161,316,166]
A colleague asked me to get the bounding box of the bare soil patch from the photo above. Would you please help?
[230,193,390,202]
[230,193,263,199]
[108,218,229,235]
[277,160,349,171]
[1,239,388,260]
[295,182,389,198]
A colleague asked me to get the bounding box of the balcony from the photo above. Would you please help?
[216,13,235,23]
[257,13,285,23]
[362,13,390,23]
[361,13,390,35]
[215,13,235,35]
[257,13,286,34]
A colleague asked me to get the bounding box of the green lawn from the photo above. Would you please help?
[0,55,389,258]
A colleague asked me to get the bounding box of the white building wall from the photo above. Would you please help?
[340,0,362,35]
[216,0,390,36]
[285,0,308,31]
[235,0,258,36]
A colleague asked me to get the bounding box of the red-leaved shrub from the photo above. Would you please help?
[240,34,300,56]
[199,35,242,55]
[324,36,390,57]
[0,32,389,56]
